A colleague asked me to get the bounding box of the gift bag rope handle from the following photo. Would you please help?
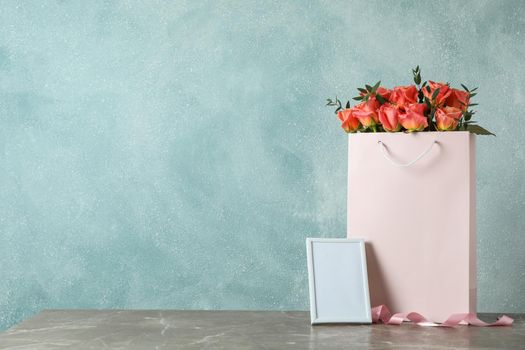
[378,140,438,167]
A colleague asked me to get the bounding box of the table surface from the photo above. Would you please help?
[0,310,522,349]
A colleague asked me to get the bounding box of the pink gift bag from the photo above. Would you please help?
[347,131,476,323]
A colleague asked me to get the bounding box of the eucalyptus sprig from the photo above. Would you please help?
[412,65,422,86]
[352,80,382,103]
[326,96,350,114]
[460,84,478,124]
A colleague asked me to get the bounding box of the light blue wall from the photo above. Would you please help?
[0,0,524,330]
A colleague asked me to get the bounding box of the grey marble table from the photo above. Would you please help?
[0,310,522,349]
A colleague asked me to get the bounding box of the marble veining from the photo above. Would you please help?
[0,310,523,349]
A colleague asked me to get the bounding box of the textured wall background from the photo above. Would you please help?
[0,0,524,330]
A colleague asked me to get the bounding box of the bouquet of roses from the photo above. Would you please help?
[326,67,492,135]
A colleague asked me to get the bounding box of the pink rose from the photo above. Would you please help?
[389,85,418,107]
[337,108,360,133]
[399,103,428,132]
[352,97,380,128]
[435,106,463,131]
[378,105,401,132]
[422,81,452,107]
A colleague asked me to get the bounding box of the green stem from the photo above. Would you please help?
[428,107,435,131]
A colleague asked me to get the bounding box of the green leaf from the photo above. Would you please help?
[357,88,367,93]
[352,96,364,101]
[417,90,424,102]
[365,84,373,92]
[345,101,350,108]
[470,87,478,92]
[372,80,381,92]
[461,84,469,92]
[469,92,477,98]
[468,103,479,107]
[426,85,431,93]
[467,125,495,136]
[431,88,441,100]
[376,94,386,104]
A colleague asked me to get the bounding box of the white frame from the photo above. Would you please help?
[306,238,372,324]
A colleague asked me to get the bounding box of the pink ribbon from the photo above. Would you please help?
[372,305,513,327]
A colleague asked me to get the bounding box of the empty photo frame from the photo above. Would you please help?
[306,238,371,324]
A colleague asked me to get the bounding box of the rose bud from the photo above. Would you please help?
[337,108,360,133]
[352,97,380,128]
[422,81,452,107]
[376,87,392,100]
[446,88,470,111]
[435,106,463,131]
[358,87,391,100]
[389,85,418,107]
[378,104,401,132]
[399,103,428,132]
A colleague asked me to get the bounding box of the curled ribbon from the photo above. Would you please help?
[372,305,513,327]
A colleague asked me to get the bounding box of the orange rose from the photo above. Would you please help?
[352,97,380,128]
[359,87,391,100]
[399,103,428,132]
[422,81,452,107]
[376,87,392,100]
[378,104,401,132]
[389,85,418,107]
[337,108,360,133]
[435,106,463,131]
[446,88,470,111]
[406,103,427,116]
